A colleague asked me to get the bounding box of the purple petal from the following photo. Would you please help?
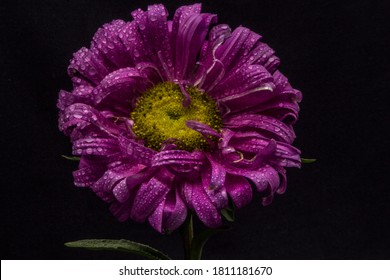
[224,174,253,208]
[185,178,222,228]
[73,157,107,187]
[92,163,145,194]
[224,113,296,144]
[148,188,187,233]
[131,5,174,80]
[59,103,123,140]
[152,149,204,167]
[225,164,280,195]
[211,64,274,101]
[172,4,217,80]
[118,135,156,166]
[192,24,231,90]
[90,20,132,70]
[227,131,301,168]
[67,47,109,86]
[201,154,228,209]
[118,20,149,65]
[185,120,221,138]
[57,86,94,110]
[130,169,173,222]
[92,67,149,114]
[72,137,119,157]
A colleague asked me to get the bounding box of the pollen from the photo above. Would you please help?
[131,82,222,151]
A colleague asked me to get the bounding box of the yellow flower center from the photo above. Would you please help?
[131,82,222,151]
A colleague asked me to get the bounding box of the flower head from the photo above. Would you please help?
[58,3,302,233]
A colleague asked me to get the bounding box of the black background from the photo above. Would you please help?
[1,0,389,260]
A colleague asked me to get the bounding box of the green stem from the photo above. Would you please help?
[180,212,194,260]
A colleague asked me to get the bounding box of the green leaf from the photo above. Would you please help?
[189,226,231,260]
[301,158,316,163]
[61,155,80,161]
[65,239,171,260]
[221,198,235,222]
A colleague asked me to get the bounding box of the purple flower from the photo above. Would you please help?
[58,3,301,233]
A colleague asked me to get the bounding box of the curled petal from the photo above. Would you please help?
[225,174,253,208]
[130,169,173,222]
[118,135,156,166]
[148,188,187,233]
[172,4,217,80]
[202,155,228,209]
[57,86,94,110]
[93,67,149,114]
[184,178,222,228]
[59,103,122,140]
[152,150,204,166]
[72,138,119,156]
[193,24,231,90]
[90,20,132,70]
[68,47,109,86]
[186,120,221,138]
[132,5,174,80]
[224,114,296,144]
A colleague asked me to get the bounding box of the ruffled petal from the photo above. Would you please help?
[130,169,173,222]
[224,174,253,208]
[226,132,301,168]
[118,135,156,166]
[152,150,204,167]
[225,164,280,205]
[67,47,109,86]
[211,64,274,97]
[184,178,222,228]
[131,5,173,80]
[57,86,94,110]
[172,4,217,80]
[72,137,119,157]
[92,67,150,115]
[90,20,132,71]
[224,113,296,144]
[201,155,228,209]
[73,157,107,187]
[193,24,231,90]
[148,188,187,233]
[58,103,123,141]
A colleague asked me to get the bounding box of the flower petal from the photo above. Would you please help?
[172,4,217,80]
[72,137,119,157]
[57,86,94,110]
[130,169,173,222]
[193,24,231,90]
[224,174,253,208]
[90,20,132,70]
[201,155,228,209]
[152,150,204,167]
[185,178,222,228]
[67,47,109,86]
[92,67,149,115]
[224,113,296,144]
[148,188,187,233]
[131,5,173,80]
[211,64,274,100]
[118,135,156,166]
